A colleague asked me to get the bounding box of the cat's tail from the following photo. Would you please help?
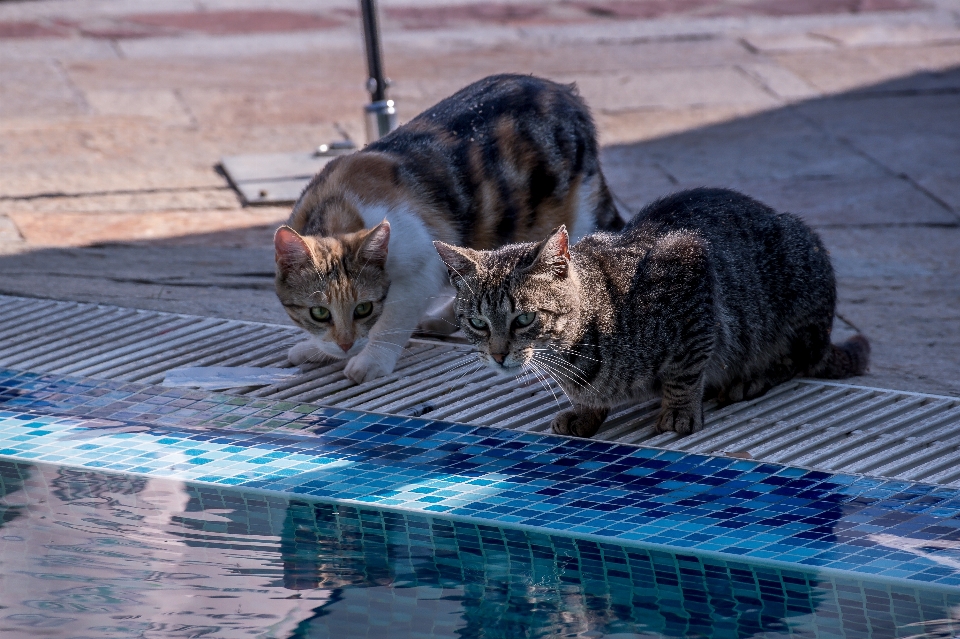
[808,335,871,379]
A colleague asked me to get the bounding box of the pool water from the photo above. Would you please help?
[1,459,958,639]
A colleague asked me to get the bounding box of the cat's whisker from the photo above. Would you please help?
[357,345,405,372]
[551,349,601,364]
[538,352,593,382]
[537,373,581,410]
[447,364,475,382]
[363,344,397,372]
[461,364,482,382]
[452,358,484,382]
[361,341,397,354]
[524,361,562,409]
[530,359,574,406]
[368,329,432,336]
[536,353,602,397]
[444,265,475,295]
[363,334,418,346]
[380,295,452,306]
[445,355,480,375]
[364,334,426,351]
[365,333,452,352]
[534,355,592,397]
[515,364,540,388]
[294,345,342,365]
[536,345,602,363]
[536,359,584,392]
[417,317,460,329]
[533,347,601,364]
[365,342,415,358]
[515,364,539,386]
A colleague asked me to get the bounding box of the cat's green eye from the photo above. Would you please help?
[354,301,373,318]
[309,306,331,322]
[468,317,488,330]
[513,312,536,328]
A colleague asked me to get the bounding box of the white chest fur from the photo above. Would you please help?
[357,203,448,291]
[329,202,449,383]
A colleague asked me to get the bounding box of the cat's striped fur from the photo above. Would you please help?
[435,188,870,437]
[275,74,623,383]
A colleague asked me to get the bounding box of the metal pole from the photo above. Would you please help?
[360,0,397,142]
[360,0,386,102]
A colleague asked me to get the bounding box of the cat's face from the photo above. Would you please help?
[275,222,391,361]
[435,226,576,375]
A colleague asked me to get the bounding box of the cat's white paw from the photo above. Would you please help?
[343,350,392,384]
[288,341,320,365]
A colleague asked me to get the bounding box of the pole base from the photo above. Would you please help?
[365,100,398,143]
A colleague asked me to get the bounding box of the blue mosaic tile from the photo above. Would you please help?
[0,367,959,590]
[3,457,957,637]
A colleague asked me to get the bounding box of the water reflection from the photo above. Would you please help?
[0,459,958,639]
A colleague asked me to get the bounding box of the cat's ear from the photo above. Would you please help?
[434,241,478,288]
[357,221,390,266]
[275,226,311,267]
[532,225,570,278]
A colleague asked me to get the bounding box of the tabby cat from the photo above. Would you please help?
[435,188,870,437]
[275,74,623,383]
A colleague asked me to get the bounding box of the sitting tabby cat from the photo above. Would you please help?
[435,187,870,437]
[275,74,623,383]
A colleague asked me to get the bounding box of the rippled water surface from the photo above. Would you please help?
[1,459,958,638]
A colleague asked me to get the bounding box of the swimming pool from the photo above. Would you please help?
[2,459,958,638]
[1,367,960,637]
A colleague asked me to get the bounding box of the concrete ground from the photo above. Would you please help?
[0,0,958,396]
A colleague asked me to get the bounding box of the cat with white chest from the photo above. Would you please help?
[274,74,623,383]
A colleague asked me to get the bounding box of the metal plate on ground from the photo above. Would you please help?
[1,294,958,486]
[220,151,343,205]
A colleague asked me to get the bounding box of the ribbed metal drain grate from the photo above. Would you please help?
[1,294,958,485]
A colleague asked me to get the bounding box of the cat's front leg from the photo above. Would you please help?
[655,377,706,435]
[343,349,392,384]
[343,270,442,384]
[344,319,417,383]
[551,405,609,438]
[417,287,458,336]
[288,340,330,367]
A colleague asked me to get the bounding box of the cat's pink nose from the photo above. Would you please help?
[491,352,507,364]
[338,341,354,353]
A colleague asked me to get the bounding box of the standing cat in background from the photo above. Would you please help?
[275,74,623,383]
[435,188,870,437]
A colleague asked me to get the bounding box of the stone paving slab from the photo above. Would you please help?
[0,189,240,217]
[7,208,285,247]
[796,91,960,211]
[0,243,282,322]
[621,110,882,183]
[0,59,86,120]
[563,67,782,111]
[820,225,960,396]
[722,176,956,226]
[772,42,960,92]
